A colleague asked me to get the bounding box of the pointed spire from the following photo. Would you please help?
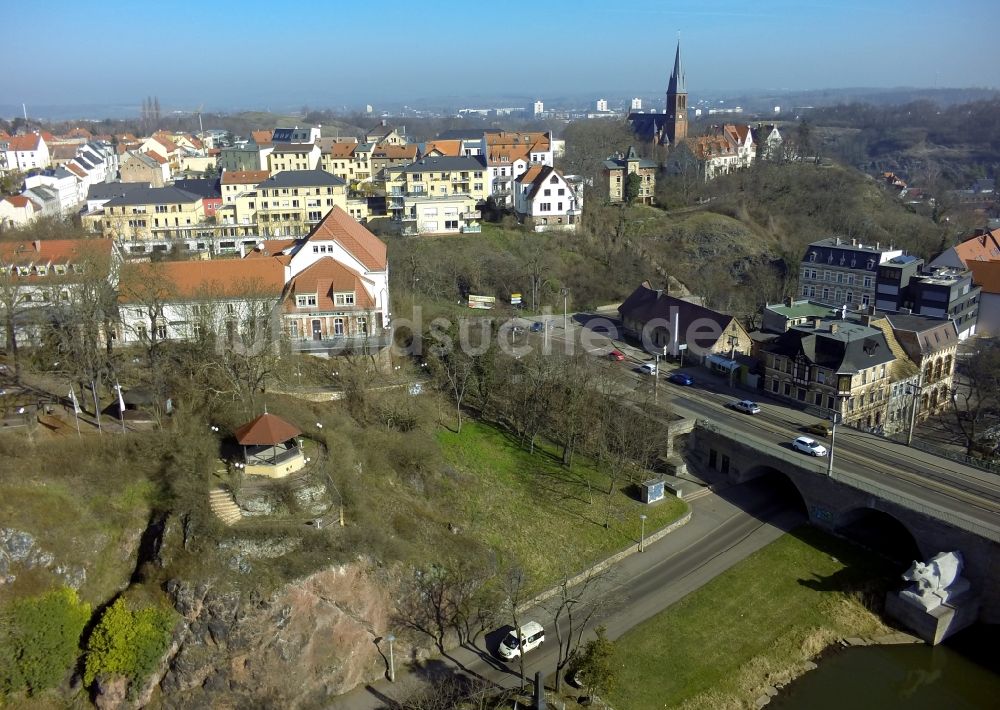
[667,39,685,96]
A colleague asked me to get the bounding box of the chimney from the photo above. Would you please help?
[835,237,842,245]
[813,318,822,329]
[851,237,857,246]
[830,323,838,334]
[33,239,41,252]
[876,241,881,250]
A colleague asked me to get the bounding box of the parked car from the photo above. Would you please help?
[792,436,828,457]
[529,322,544,333]
[730,400,761,414]
[608,349,625,362]
[640,362,658,375]
[668,372,694,386]
[498,621,545,660]
[803,422,832,438]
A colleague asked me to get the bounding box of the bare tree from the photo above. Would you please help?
[546,567,612,694]
[501,565,530,692]
[951,342,1000,456]
[0,254,35,382]
[117,261,176,370]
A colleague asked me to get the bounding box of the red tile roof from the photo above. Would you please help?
[372,143,416,160]
[283,256,375,312]
[324,142,356,158]
[151,133,178,153]
[953,229,1000,265]
[0,239,113,279]
[305,206,387,271]
[968,260,1000,294]
[243,238,298,257]
[234,412,301,445]
[251,130,274,146]
[7,133,42,151]
[67,163,88,178]
[145,150,167,164]
[423,139,462,157]
[4,195,34,209]
[119,258,286,301]
[221,169,270,185]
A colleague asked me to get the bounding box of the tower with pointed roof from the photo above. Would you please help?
[664,40,688,145]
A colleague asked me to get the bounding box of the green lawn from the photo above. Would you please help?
[607,527,891,709]
[437,421,687,590]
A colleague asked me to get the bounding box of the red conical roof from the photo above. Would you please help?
[233,413,302,445]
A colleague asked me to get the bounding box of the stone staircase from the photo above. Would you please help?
[209,486,243,526]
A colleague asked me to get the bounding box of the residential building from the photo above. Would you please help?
[267,142,321,173]
[876,256,980,339]
[483,131,553,206]
[762,298,836,334]
[513,165,582,231]
[221,169,270,204]
[139,133,181,173]
[753,124,784,160]
[320,140,373,183]
[666,126,757,182]
[85,182,150,214]
[120,150,169,187]
[23,168,82,215]
[240,205,392,350]
[218,144,268,172]
[22,185,61,219]
[254,170,348,237]
[96,186,205,246]
[385,155,489,204]
[393,193,481,235]
[172,178,222,220]
[966,260,1000,336]
[364,124,406,146]
[0,238,119,345]
[799,237,904,308]
[0,132,51,173]
[930,228,1000,269]
[0,195,41,229]
[760,316,895,429]
[604,146,657,204]
[370,143,417,181]
[273,126,321,144]
[618,282,753,371]
[883,312,958,421]
[116,257,286,346]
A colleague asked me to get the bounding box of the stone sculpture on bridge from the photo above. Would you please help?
[899,550,971,611]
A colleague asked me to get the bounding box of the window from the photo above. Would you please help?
[539,202,551,211]
[296,294,317,307]
[445,219,458,229]
[357,316,368,334]
[333,318,345,336]
[155,324,167,340]
[863,276,873,288]
[558,188,565,195]
[334,293,355,306]
[544,188,551,196]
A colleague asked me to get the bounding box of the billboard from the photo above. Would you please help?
[468,295,496,309]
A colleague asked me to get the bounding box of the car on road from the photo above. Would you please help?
[730,399,761,414]
[529,322,543,333]
[608,349,625,362]
[803,422,832,438]
[498,621,545,660]
[792,436,828,457]
[668,372,694,386]
[640,362,658,375]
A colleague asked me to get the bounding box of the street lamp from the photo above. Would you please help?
[639,514,648,552]
[385,633,396,682]
[906,376,924,446]
[727,334,739,389]
[827,393,847,477]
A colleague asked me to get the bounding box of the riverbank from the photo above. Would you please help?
[607,525,898,709]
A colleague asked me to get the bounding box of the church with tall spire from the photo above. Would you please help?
[627,39,689,146]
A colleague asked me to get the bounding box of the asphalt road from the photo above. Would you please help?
[515,313,1000,538]
[333,483,802,709]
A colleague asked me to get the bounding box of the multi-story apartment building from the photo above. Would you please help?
[604,146,657,204]
[320,140,370,183]
[883,312,958,420]
[513,165,582,231]
[221,169,270,204]
[384,155,489,202]
[875,255,980,339]
[484,131,553,206]
[370,143,417,181]
[254,170,348,237]
[267,143,321,173]
[760,316,895,429]
[96,186,204,244]
[799,237,904,308]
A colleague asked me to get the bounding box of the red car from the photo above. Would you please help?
[608,349,625,361]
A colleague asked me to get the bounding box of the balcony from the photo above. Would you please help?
[461,211,481,220]
[290,330,392,354]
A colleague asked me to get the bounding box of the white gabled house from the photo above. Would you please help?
[513,165,582,231]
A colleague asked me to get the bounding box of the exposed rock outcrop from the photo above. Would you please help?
[158,561,398,707]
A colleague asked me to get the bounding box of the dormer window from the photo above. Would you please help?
[296,294,317,307]
[334,293,355,306]
[809,251,817,262]
[35,266,47,276]
[54,265,67,274]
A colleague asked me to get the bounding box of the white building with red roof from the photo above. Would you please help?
[0,195,41,228]
[0,132,51,174]
[513,165,582,231]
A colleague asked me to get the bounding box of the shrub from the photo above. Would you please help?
[83,598,176,692]
[0,587,91,696]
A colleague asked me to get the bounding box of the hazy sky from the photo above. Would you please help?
[3,0,998,113]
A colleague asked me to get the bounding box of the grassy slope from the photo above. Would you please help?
[607,526,890,709]
[436,422,686,590]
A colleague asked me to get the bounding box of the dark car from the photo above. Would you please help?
[529,322,544,333]
[668,372,694,386]
[803,422,833,438]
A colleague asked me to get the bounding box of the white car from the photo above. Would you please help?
[731,400,761,415]
[498,621,545,660]
[792,436,828,457]
[640,362,657,375]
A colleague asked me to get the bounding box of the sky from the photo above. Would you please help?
[2,0,999,116]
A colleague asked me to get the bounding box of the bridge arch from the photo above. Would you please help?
[741,465,809,519]
[835,506,922,564]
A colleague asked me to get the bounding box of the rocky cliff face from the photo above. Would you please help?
[155,562,398,707]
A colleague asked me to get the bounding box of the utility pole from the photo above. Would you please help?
[906,373,923,446]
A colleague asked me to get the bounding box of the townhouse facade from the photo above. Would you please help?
[120,150,169,187]
[799,237,904,309]
[253,170,348,237]
[0,133,51,174]
[267,143,321,173]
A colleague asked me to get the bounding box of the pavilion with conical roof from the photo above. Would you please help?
[233,412,306,478]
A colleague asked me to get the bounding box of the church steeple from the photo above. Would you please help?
[664,39,688,145]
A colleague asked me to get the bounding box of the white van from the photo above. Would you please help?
[498,621,545,660]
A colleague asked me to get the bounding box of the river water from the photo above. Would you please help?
[769,626,1000,710]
